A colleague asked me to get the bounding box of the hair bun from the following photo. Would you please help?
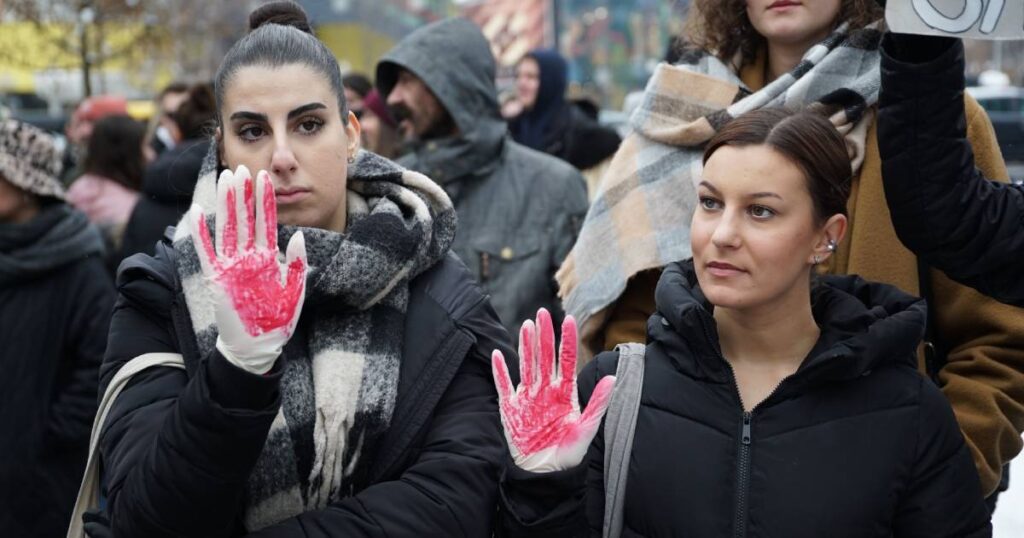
[248,1,312,34]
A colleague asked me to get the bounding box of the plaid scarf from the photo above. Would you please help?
[557,23,883,357]
[172,149,456,530]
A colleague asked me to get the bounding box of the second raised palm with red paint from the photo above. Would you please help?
[492,309,617,472]
[188,165,307,375]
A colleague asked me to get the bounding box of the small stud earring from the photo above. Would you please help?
[813,255,822,265]
[347,154,356,164]
[827,239,838,252]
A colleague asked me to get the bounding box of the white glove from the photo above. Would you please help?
[188,166,307,375]
[491,308,617,473]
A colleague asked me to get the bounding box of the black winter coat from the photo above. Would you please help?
[878,33,1024,307]
[510,104,621,172]
[0,216,114,537]
[90,236,516,537]
[120,138,208,259]
[499,261,991,537]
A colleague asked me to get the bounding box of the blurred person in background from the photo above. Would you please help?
[557,0,1024,505]
[509,49,621,196]
[342,72,373,116]
[61,95,128,184]
[66,114,146,270]
[0,119,113,537]
[150,81,190,157]
[377,18,589,340]
[359,88,403,159]
[121,82,215,258]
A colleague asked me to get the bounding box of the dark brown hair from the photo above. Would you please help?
[682,0,882,68]
[703,108,851,225]
[84,115,147,191]
[214,1,347,126]
[169,82,215,141]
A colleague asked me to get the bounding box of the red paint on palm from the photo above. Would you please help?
[193,170,305,337]
[492,309,617,460]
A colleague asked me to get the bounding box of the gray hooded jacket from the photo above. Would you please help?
[378,18,588,337]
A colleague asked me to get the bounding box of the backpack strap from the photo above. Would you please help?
[603,342,646,538]
[67,352,186,538]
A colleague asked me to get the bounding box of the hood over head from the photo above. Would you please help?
[376,18,505,148]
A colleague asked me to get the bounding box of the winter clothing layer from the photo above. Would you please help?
[558,22,881,359]
[510,50,621,172]
[591,27,1024,498]
[0,204,114,537]
[89,149,515,536]
[499,261,992,538]
[878,33,1024,307]
[377,18,588,338]
[169,149,458,530]
[121,138,208,258]
[0,118,66,199]
[94,246,513,537]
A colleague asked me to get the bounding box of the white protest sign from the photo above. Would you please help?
[887,0,1024,40]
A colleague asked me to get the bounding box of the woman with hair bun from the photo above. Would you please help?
[495,108,991,537]
[85,2,513,536]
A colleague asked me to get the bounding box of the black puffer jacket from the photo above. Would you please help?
[878,33,1024,306]
[499,261,991,537]
[121,138,209,258]
[89,236,516,537]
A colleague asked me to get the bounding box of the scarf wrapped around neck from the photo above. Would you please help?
[0,204,105,286]
[172,147,456,530]
[556,22,883,358]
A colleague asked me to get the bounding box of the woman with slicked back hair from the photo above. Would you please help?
[494,108,991,537]
[82,2,513,536]
[559,0,1024,504]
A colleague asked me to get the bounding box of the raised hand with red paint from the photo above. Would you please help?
[188,165,307,375]
[491,309,617,472]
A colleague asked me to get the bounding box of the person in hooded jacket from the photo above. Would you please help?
[121,83,215,258]
[376,18,589,340]
[509,50,621,181]
[877,31,1024,308]
[0,119,114,537]
[493,108,991,538]
[85,3,514,536]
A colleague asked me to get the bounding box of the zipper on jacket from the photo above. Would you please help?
[734,412,752,538]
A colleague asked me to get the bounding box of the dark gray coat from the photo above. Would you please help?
[377,18,589,336]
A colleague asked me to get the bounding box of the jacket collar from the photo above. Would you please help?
[650,260,926,392]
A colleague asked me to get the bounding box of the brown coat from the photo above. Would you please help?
[599,63,1024,497]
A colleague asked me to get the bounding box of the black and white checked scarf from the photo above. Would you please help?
[557,22,883,357]
[172,149,456,530]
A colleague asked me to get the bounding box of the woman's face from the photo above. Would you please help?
[746,0,842,49]
[691,144,844,312]
[516,57,541,111]
[220,63,360,233]
[0,175,38,224]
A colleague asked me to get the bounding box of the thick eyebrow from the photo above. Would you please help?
[698,180,782,201]
[288,102,327,119]
[229,111,267,122]
[228,103,327,123]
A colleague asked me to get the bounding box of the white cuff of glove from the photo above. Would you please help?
[215,336,281,376]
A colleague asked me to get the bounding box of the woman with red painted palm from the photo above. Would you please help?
[493,109,991,537]
[83,2,514,536]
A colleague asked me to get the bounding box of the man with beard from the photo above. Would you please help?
[377,18,588,339]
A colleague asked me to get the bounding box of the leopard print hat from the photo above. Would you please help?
[0,119,65,200]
